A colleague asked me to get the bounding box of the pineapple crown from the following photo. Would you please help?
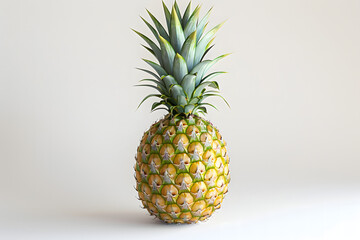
[134,1,229,117]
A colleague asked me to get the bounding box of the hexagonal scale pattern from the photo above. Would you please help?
[135,115,230,224]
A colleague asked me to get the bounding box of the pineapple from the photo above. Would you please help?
[133,1,230,224]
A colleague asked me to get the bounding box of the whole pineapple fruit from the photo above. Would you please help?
[134,1,230,224]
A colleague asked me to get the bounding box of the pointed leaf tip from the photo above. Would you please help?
[162,1,171,31]
[194,22,226,64]
[170,5,185,53]
[159,35,176,74]
[146,8,170,42]
[183,4,201,38]
[182,1,192,27]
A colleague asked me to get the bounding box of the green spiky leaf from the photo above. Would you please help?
[184,104,195,113]
[159,36,176,74]
[152,107,170,113]
[180,31,197,71]
[202,93,230,108]
[174,1,182,23]
[174,106,185,114]
[139,78,162,87]
[181,74,196,98]
[194,22,225,64]
[191,54,229,85]
[197,102,218,111]
[188,97,200,105]
[136,68,161,80]
[170,85,187,106]
[162,75,177,89]
[201,71,227,83]
[141,44,155,56]
[133,29,162,64]
[140,16,160,44]
[200,44,214,62]
[173,54,188,83]
[151,101,164,111]
[162,1,171,32]
[196,7,212,42]
[146,9,171,42]
[198,106,207,113]
[183,5,201,38]
[143,59,168,77]
[192,81,219,98]
[139,79,167,95]
[182,1,192,28]
[138,94,162,109]
[170,7,186,53]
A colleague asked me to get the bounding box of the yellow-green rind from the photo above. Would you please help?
[135,115,230,224]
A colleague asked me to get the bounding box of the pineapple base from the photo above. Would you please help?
[135,114,230,224]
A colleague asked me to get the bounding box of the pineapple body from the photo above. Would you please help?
[135,115,230,223]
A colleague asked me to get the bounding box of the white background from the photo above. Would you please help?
[1,0,359,239]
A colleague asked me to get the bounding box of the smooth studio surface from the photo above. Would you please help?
[1,0,359,239]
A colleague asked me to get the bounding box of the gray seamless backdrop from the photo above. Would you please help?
[0,0,359,239]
